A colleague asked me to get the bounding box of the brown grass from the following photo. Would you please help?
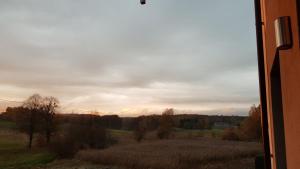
[77,138,262,169]
[34,159,122,169]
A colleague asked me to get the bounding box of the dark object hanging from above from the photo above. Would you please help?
[141,0,146,5]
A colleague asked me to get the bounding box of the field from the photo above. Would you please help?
[0,120,55,169]
[77,139,262,169]
[0,120,262,169]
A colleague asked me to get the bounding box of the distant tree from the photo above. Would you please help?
[49,113,111,158]
[222,128,240,141]
[14,94,59,148]
[179,118,205,129]
[100,115,122,129]
[13,107,29,128]
[240,105,262,141]
[133,116,147,142]
[203,117,212,129]
[2,107,20,121]
[20,94,44,148]
[222,105,262,141]
[41,97,59,143]
[157,108,174,139]
[146,115,160,131]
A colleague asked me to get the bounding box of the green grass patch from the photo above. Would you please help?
[108,129,132,137]
[0,120,17,130]
[0,127,56,169]
[0,150,56,169]
[0,139,24,152]
[174,128,224,138]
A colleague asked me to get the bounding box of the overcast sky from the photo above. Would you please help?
[0,0,259,116]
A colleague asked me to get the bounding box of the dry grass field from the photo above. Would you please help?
[77,138,262,169]
[33,159,122,169]
[0,119,263,169]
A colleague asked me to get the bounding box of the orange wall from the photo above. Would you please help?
[260,0,300,169]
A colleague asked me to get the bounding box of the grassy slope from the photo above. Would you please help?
[174,128,224,138]
[0,120,55,169]
[0,120,17,130]
[0,121,261,169]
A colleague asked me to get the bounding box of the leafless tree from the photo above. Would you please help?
[21,94,44,148]
[134,116,148,142]
[157,108,174,139]
[15,94,59,148]
[42,97,59,143]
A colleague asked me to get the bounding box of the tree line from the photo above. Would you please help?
[0,94,262,150]
[221,105,262,141]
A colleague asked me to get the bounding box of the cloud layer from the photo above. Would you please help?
[0,0,259,115]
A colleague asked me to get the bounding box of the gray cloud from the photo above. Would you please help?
[0,0,259,115]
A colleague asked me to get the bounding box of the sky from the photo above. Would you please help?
[0,0,259,116]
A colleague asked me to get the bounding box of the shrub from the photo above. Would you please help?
[222,105,262,142]
[133,116,147,142]
[157,127,172,139]
[49,122,110,158]
[240,105,262,141]
[222,128,240,141]
[87,125,108,149]
[157,109,174,139]
[35,134,47,147]
[49,134,78,158]
[66,123,108,149]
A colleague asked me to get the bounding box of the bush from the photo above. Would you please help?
[133,116,147,142]
[49,123,110,158]
[49,135,78,158]
[221,105,262,142]
[66,123,109,149]
[157,109,174,139]
[222,128,240,141]
[157,127,172,139]
[35,134,47,147]
[134,127,146,142]
[87,125,108,149]
[239,105,262,141]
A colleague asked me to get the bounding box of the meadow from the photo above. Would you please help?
[0,119,263,169]
[78,138,262,169]
[0,120,55,169]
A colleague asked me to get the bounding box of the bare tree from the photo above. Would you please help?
[157,108,174,139]
[42,97,59,143]
[21,94,44,148]
[134,116,147,142]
